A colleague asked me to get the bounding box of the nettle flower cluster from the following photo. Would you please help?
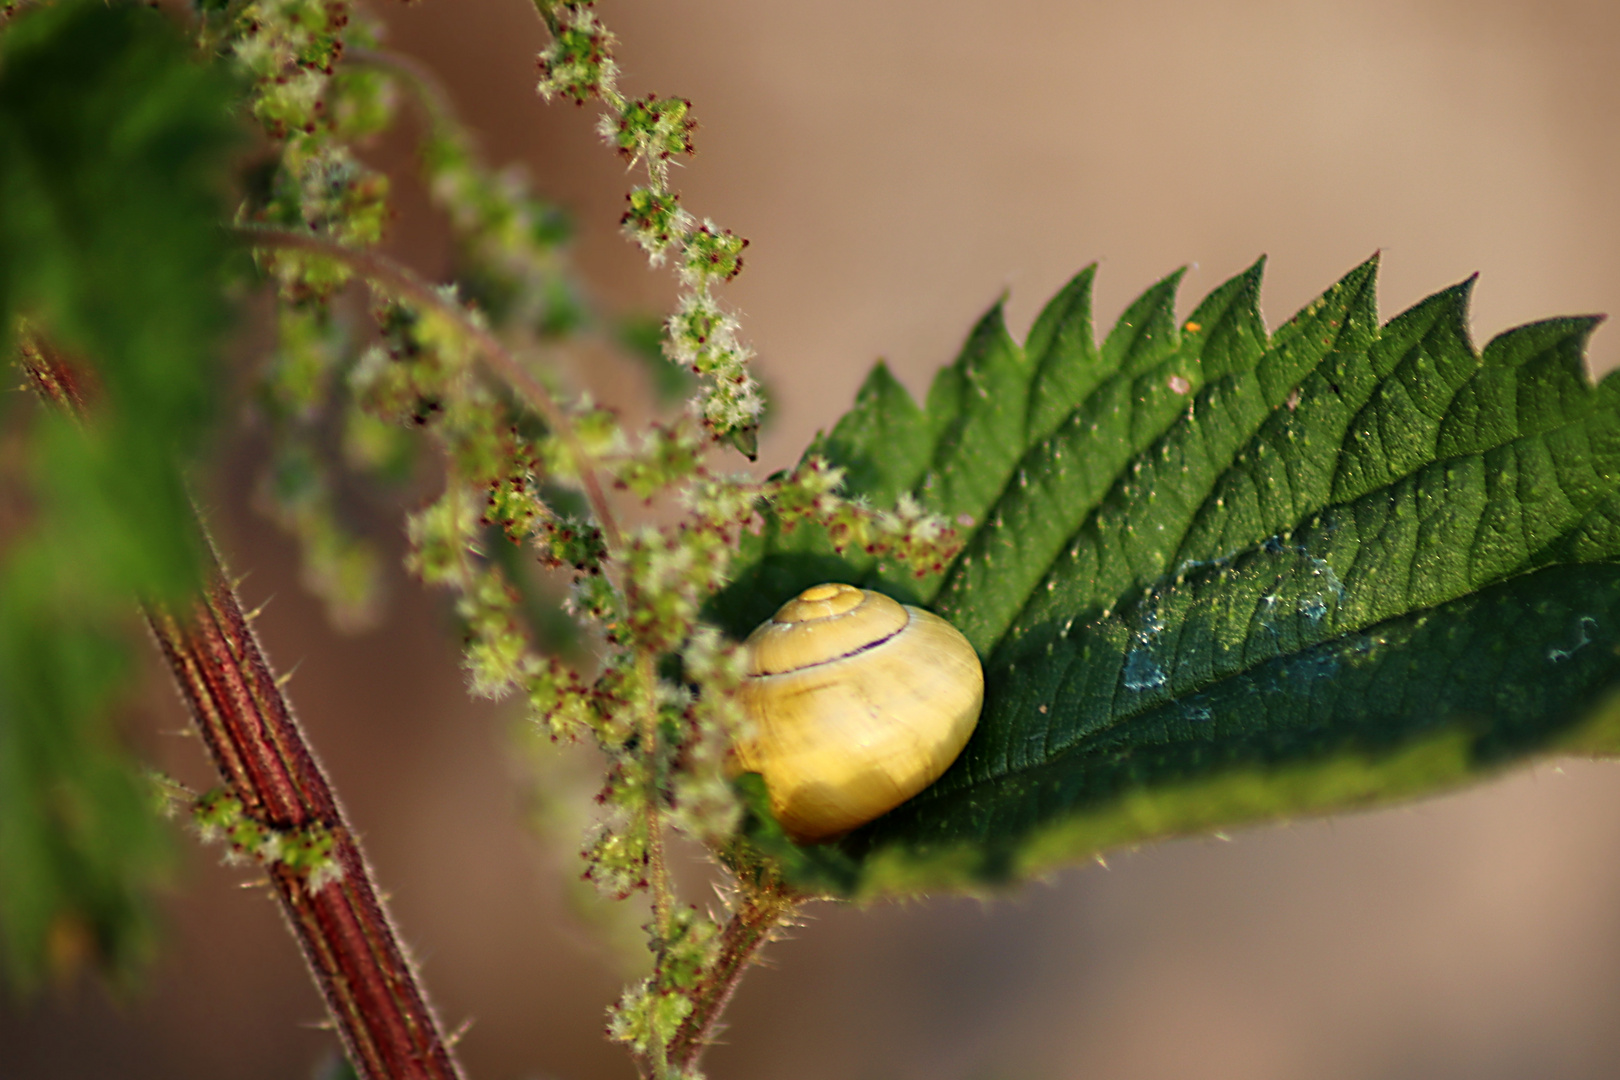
[216,0,585,631]
[218,0,396,629]
[156,779,341,893]
[213,1,963,1075]
[535,0,761,457]
[370,299,959,1072]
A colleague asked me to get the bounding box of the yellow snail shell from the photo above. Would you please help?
[733,583,984,843]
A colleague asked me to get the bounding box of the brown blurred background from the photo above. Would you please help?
[9,0,1620,1077]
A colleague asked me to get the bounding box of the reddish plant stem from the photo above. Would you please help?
[148,576,466,1080]
[21,339,467,1080]
[17,332,91,409]
[666,885,798,1071]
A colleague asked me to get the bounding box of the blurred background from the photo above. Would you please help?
[9,0,1620,1077]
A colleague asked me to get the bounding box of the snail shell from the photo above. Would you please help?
[733,583,984,843]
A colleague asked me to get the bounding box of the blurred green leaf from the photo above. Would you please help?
[717,258,1620,899]
[0,0,243,988]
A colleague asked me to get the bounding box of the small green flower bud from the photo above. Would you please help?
[602,95,696,168]
[680,221,747,285]
[621,187,687,261]
[535,5,618,105]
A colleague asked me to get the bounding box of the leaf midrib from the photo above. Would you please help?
[921,569,1578,812]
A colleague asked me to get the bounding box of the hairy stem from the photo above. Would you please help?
[20,338,467,1080]
[637,649,674,943]
[668,885,799,1071]
[149,574,467,1080]
[232,225,624,555]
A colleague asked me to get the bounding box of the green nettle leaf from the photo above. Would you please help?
[0,0,242,989]
[716,256,1620,899]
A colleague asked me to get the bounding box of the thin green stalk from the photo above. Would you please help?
[668,884,799,1071]
[635,645,675,1078]
[347,47,458,128]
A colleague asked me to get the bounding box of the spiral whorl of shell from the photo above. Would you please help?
[733,583,984,843]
